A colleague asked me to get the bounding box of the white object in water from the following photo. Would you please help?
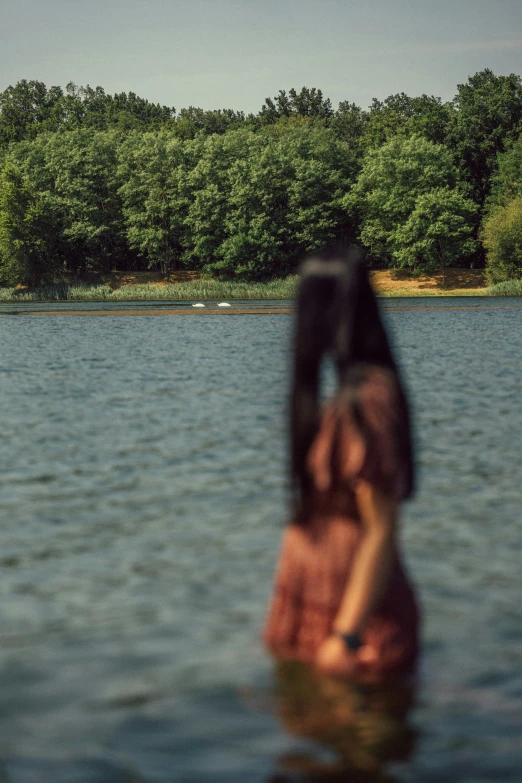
[192,303,205,308]
[218,302,232,307]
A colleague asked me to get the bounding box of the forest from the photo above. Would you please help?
[0,70,522,286]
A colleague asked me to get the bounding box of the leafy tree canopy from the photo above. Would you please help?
[482,197,522,283]
[2,70,522,283]
[364,93,454,148]
[258,87,334,125]
[0,160,61,285]
[486,134,522,210]
[449,69,522,205]
[345,134,460,263]
[391,188,478,281]
[0,80,176,148]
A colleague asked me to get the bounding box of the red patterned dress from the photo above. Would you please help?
[263,367,420,679]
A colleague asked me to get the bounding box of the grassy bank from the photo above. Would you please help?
[1,269,518,302]
[0,278,298,302]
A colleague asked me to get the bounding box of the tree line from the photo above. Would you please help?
[1,70,521,285]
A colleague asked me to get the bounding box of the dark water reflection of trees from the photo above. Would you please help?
[266,662,418,782]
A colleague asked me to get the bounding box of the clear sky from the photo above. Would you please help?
[1,0,522,113]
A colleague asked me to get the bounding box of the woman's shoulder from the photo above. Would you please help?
[353,363,399,402]
[321,364,400,429]
[314,364,407,499]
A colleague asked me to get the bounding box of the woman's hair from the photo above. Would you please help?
[290,244,414,516]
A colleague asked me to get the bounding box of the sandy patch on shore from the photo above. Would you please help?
[101,271,201,287]
[369,269,486,295]
[97,268,486,295]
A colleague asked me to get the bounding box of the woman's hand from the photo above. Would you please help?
[315,635,359,677]
[315,636,378,678]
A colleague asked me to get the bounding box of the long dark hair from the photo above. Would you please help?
[290,244,414,516]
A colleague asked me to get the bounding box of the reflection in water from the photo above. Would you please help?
[267,661,417,782]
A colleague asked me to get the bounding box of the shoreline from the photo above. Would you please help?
[0,292,494,304]
[5,302,522,317]
[0,269,502,303]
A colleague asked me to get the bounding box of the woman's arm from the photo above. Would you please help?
[315,480,398,676]
[334,480,398,633]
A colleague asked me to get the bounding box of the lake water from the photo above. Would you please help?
[1,298,521,782]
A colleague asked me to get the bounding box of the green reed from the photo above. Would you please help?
[0,278,299,301]
[0,283,113,301]
[488,279,522,296]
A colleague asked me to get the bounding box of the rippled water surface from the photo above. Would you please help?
[1,298,521,782]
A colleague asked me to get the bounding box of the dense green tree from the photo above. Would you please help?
[183,124,357,279]
[345,134,459,264]
[486,134,522,210]
[391,188,478,281]
[0,161,61,285]
[282,126,358,256]
[181,131,246,272]
[479,136,522,282]
[118,131,189,272]
[482,198,522,283]
[57,84,175,132]
[364,93,454,148]
[8,129,132,275]
[207,132,291,278]
[330,102,367,149]
[40,130,128,273]
[0,80,176,148]
[258,87,333,125]
[405,95,455,145]
[173,107,246,139]
[449,69,522,204]
[0,80,64,146]
[5,135,76,269]
[1,71,522,284]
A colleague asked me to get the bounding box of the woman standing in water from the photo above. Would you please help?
[264,246,420,680]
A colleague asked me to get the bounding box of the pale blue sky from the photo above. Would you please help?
[1,0,522,112]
